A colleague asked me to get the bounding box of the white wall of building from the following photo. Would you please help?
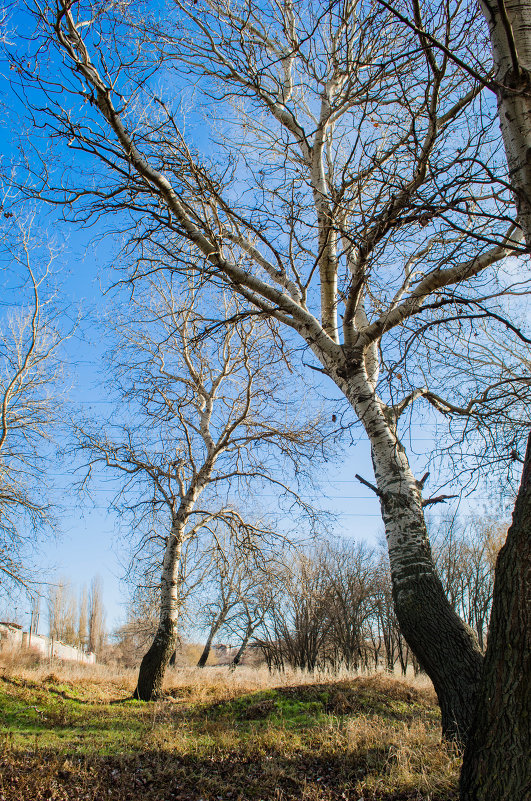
[0,622,96,664]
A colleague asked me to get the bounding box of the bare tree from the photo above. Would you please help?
[195,544,248,668]
[88,576,106,654]
[15,0,531,738]
[356,0,531,781]
[432,515,504,651]
[460,433,531,801]
[258,549,332,672]
[230,578,273,668]
[320,541,379,672]
[48,579,77,645]
[463,4,531,790]
[0,217,65,598]
[194,534,274,668]
[78,278,326,699]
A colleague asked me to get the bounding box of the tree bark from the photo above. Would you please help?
[459,432,531,800]
[134,615,179,701]
[480,0,531,244]
[134,524,183,701]
[197,632,213,667]
[338,365,484,741]
[232,625,253,667]
[197,620,222,668]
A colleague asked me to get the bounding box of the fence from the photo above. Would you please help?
[0,622,96,664]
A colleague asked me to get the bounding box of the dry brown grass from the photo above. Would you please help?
[0,660,457,801]
[0,650,436,702]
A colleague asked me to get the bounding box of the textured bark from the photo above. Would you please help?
[232,626,253,666]
[481,0,531,244]
[197,623,220,668]
[376,456,484,742]
[134,526,183,701]
[338,365,484,741]
[134,616,179,701]
[459,433,531,800]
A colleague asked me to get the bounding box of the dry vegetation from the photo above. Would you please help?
[0,657,461,801]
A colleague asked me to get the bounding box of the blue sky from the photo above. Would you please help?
[0,1,517,640]
[0,156,509,640]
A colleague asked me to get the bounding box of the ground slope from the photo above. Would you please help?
[0,670,460,800]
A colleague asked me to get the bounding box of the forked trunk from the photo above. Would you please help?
[459,433,531,800]
[341,368,484,741]
[134,524,183,701]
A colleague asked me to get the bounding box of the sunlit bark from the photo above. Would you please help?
[480,0,531,244]
[460,432,531,799]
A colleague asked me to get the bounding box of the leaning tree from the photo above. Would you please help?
[11,0,531,738]
[370,0,531,788]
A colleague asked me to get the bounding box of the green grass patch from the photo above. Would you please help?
[0,672,460,800]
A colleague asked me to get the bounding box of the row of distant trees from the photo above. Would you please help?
[111,517,502,676]
[48,576,106,655]
[256,520,502,674]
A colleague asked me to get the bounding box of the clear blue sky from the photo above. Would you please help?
[0,7,511,639]
[2,202,505,638]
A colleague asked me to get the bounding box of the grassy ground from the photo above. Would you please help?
[0,662,460,801]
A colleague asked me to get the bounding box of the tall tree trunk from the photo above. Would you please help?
[232,625,253,666]
[459,433,531,800]
[197,618,223,667]
[134,524,183,701]
[480,0,531,245]
[339,367,484,741]
[458,6,531,789]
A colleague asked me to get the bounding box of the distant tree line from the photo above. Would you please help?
[48,576,106,655]
[112,517,502,676]
[199,519,503,674]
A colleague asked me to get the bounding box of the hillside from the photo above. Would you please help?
[0,665,460,800]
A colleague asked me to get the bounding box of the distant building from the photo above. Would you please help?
[0,621,96,664]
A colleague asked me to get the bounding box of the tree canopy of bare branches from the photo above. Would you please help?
[0,217,66,598]
[9,0,531,739]
[77,276,328,698]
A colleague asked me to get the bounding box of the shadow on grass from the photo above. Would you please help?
[0,746,458,801]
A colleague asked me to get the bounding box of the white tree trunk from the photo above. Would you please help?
[134,519,183,700]
[480,0,531,243]
[325,357,484,740]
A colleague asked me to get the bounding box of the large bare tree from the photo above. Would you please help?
[460,434,531,800]
[0,217,65,597]
[12,0,531,738]
[463,3,531,794]
[79,277,325,699]
[381,0,531,784]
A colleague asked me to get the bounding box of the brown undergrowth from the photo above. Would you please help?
[0,662,460,801]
